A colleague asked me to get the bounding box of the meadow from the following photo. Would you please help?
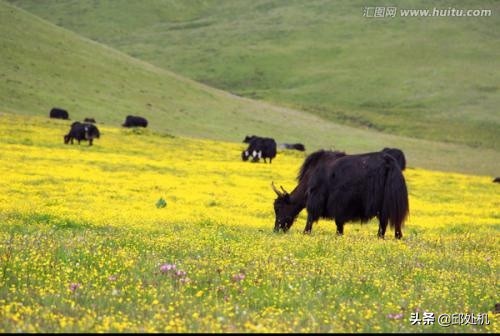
[0,114,498,333]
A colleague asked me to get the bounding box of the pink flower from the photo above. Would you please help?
[387,313,403,320]
[69,283,81,292]
[175,270,187,278]
[232,273,245,282]
[160,263,176,273]
[108,275,117,281]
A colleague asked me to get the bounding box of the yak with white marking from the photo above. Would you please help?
[242,136,277,163]
[64,122,100,146]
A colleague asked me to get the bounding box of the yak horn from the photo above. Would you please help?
[271,182,283,196]
[280,186,288,195]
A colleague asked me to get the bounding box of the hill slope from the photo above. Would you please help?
[7,0,500,150]
[0,1,499,176]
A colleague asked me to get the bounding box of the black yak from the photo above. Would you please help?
[242,136,277,163]
[49,107,69,120]
[280,143,306,152]
[64,122,100,146]
[122,115,148,128]
[493,177,500,183]
[84,117,96,123]
[272,149,409,239]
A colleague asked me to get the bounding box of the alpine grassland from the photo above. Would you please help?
[0,114,498,333]
[1,0,499,333]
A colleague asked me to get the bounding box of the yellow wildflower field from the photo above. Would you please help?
[0,114,498,332]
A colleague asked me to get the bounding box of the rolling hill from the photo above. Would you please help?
[7,0,500,150]
[0,1,499,176]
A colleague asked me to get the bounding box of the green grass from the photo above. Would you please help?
[7,0,500,150]
[0,1,499,176]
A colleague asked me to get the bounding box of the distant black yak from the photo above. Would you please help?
[49,107,69,120]
[242,136,277,163]
[272,149,409,239]
[64,122,100,146]
[493,177,500,183]
[282,143,306,152]
[122,115,148,128]
[84,117,96,123]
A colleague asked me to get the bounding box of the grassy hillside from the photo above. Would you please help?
[0,114,498,332]
[8,0,500,150]
[0,1,499,176]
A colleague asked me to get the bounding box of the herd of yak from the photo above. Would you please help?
[49,107,499,239]
[50,107,148,146]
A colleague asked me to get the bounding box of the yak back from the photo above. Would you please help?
[382,147,406,170]
[307,151,407,225]
[297,150,346,182]
[243,135,259,143]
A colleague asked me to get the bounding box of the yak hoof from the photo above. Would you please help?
[303,230,311,235]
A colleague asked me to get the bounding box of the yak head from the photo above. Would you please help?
[241,150,250,161]
[271,182,296,233]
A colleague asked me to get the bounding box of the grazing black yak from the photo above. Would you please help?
[272,149,409,239]
[242,136,277,163]
[49,107,69,120]
[64,122,100,146]
[122,115,148,128]
[84,118,96,123]
[281,143,306,151]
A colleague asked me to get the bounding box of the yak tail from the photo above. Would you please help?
[382,160,409,230]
